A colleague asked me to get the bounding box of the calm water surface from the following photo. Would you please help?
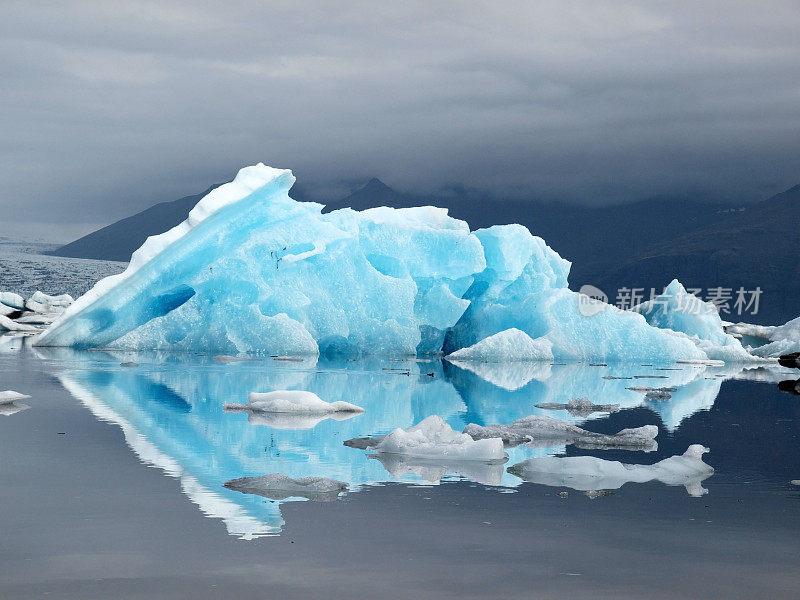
[1,335,799,599]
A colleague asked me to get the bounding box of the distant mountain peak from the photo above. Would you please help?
[360,178,393,194]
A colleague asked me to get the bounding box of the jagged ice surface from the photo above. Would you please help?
[37,164,729,362]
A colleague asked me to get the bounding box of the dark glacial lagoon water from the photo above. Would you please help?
[1,334,799,599]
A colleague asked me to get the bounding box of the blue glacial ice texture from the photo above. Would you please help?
[38,164,706,362]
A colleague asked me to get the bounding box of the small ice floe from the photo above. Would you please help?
[0,314,38,332]
[507,445,714,497]
[120,362,138,367]
[24,291,73,314]
[223,474,348,502]
[213,355,258,363]
[368,453,505,486]
[584,490,614,499]
[0,390,31,416]
[463,415,658,452]
[224,391,364,429]
[535,397,620,417]
[346,415,507,462]
[790,480,800,486]
[0,292,25,311]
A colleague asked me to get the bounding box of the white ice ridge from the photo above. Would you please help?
[0,390,32,404]
[463,415,658,451]
[224,390,365,415]
[508,445,714,497]
[633,279,765,362]
[35,163,718,362]
[224,474,348,501]
[727,315,800,358]
[348,415,507,462]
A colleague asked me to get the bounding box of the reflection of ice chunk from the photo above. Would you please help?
[235,410,362,430]
[368,453,505,486]
[446,328,553,362]
[464,415,658,451]
[535,397,620,417]
[225,390,364,416]
[445,359,551,391]
[224,474,348,502]
[356,415,507,462]
[508,445,714,496]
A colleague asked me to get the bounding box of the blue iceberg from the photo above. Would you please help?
[37,164,717,362]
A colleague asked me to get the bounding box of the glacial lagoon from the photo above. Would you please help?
[2,335,799,598]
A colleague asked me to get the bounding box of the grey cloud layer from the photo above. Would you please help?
[1,0,799,227]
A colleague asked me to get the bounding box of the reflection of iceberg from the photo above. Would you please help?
[0,400,30,416]
[508,445,714,496]
[445,358,552,391]
[369,453,505,486]
[231,410,361,430]
[464,416,658,451]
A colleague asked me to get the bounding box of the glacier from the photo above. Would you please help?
[36,163,753,362]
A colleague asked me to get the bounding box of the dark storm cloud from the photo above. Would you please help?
[1,0,799,236]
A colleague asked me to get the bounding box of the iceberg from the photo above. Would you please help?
[35,164,718,362]
[507,444,714,496]
[223,474,348,502]
[463,415,658,451]
[347,415,507,462]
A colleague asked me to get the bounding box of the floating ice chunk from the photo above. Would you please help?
[223,474,348,502]
[0,292,25,311]
[535,397,620,417]
[0,390,31,404]
[0,304,16,316]
[224,390,364,416]
[464,415,658,451]
[368,453,505,486]
[507,445,714,496]
[25,291,73,313]
[445,328,553,362]
[0,315,38,332]
[728,316,800,358]
[351,415,507,462]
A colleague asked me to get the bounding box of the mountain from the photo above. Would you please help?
[49,176,799,324]
[48,185,222,262]
[592,185,800,324]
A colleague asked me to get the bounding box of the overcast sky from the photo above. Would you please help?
[1,0,799,241]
